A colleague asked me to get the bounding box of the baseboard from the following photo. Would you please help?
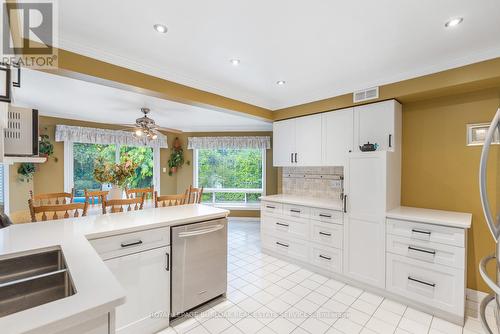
[466,288,497,319]
[228,217,261,222]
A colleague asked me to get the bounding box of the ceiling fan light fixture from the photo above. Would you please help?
[135,129,143,137]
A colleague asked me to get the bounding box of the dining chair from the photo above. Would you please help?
[125,186,154,200]
[28,200,88,222]
[186,185,204,204]
[84,189,109,205]
[102,197,144,214]
[154,191,188,208]
[29,189,74,205]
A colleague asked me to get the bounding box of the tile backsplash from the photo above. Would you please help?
[281,166,343,199]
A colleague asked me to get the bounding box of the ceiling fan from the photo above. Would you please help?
[120,107,182,141]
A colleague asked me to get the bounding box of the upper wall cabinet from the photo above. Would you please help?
[322,108,354,166]
[354,100,402,152]
[273,115,322,167]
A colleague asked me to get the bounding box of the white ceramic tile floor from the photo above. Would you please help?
[159,220,497,334]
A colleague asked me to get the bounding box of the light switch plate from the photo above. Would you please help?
[162,167,167,173]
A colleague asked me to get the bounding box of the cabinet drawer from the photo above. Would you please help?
[386,253,464,316]
[387,234,464,269]
[387,219,465,247]
[310,245,342,273]
[283,204,310,219]
[310,221,343,249]
[261,233,309,263]
[261,202,283,215]
[310,208,343,224]
[89,227,170,260]
[261,215,309,241]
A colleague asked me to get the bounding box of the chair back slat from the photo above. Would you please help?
[29,199,88,222]
[84,189,109,205]
[186,185,204,204]
[102,197,144,214]
[125,187,154,200]
[30,189,74,206]
[154,191,188,208]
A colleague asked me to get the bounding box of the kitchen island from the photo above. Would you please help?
[0,204,229,334]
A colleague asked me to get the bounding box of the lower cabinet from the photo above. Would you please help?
[104,246,170,334]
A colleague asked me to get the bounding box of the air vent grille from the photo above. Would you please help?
[353,87,379,103]
[5,111,22,140]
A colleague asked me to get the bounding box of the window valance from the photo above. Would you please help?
[55,125,168,149]
[187,136,271,150]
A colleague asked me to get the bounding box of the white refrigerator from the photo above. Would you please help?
[478,107,500,333]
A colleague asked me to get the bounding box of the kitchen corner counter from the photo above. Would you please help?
[0,204,229,334]
[386,206,472,229]
[260,194,343,211]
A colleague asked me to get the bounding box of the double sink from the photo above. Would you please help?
[0,248,75,317]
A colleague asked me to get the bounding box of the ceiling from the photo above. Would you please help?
[12,69,272,132]
[57,0,500,110]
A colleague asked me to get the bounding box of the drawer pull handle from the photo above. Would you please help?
[276,242,289,248]
[411,229,431,236]
[266,205,276,209]
[120,240,143,248]
[276,222,289,227]
[408,276,435,288]
[319,232,332,237]
[165,252,170,271]
[290,209,301,213]
[319,255,331,261]
[408,246,436,255]
[319,214,332,218]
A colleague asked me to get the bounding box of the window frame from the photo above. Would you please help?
[192,148,266,208]
[64,141,160,195]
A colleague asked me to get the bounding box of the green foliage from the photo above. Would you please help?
[93,157,137,187]
[39,134,54,156]
[18,163,35,182]
[196,149,263,203]
[168,148,184,176]
[73,143,153,197]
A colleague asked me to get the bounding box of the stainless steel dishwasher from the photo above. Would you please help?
[171,218,227,317]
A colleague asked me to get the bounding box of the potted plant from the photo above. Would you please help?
[17,163,35,182]
[93,157,137,199]
[168,137,185,176]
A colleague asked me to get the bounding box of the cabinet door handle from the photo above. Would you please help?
[120,240,143,248]
[266,205,276,209]
[165,252,170,271]
[389,134,392,148]
[276,222,289,227]
[408,246,436,255]
[319,232,332,237]
[411,229,431,236]
[290,209,301,213]
[319,255,331,261]
[319,214,332,218]
[276,242,289,248]
[294,153,298,163]
[408,276,435,288]
[343,195,348,213]
[291,153,294,163]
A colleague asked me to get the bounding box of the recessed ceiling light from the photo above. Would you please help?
[153,24,168,33]
[230,59,241,66]
[445,17,463,28]
[276,80,286,85]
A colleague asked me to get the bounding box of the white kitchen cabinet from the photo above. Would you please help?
[322,108,354,166]
[273,114,322,166]
[295,114,322,166]
[273,119,296,166]
[105,246,170,334]
[354,100,401,152]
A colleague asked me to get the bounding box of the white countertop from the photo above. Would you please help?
[0,204,229,334]
[260,194,343,211]
[386,206,472,229]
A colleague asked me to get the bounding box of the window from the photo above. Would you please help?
[66,142,159,200]
[194,148,265,206]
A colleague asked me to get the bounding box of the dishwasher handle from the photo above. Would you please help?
[177,224,224,238]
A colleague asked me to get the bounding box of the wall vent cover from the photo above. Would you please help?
[353,87,379,103]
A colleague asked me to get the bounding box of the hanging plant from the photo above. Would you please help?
[168,137,185,176]
[18,163,36,182]
[38,133,58,162]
